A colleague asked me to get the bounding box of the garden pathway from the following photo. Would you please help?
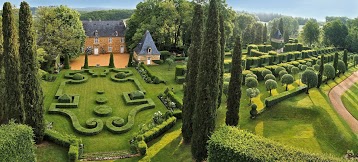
[329,71,358,133]
[70,53,129,70]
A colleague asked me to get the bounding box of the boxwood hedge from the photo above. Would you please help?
[208,126,343,162]
[265,85,307,107]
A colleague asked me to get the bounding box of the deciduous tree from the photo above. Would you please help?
[301,70,318,94]
[281,74,294,91]
[265,79,277,96]
[301,19,320,46]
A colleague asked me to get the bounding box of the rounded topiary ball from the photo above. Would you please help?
[93,105,112,116]
[73,73,84,80]
[115,72,126,79]
[97,90,105,94]
[96,97,108,104]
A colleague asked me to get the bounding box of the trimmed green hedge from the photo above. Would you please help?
[129,91,145,100]
[110,75,146,94]
[58,94,72,103]
[0,123,36,162]
[175,76,185,84]
[123,92,149,105]
[167,91,183,109]
[96,97,108,104]
[265,86,307,107]
[137,140,147,155]
[93,105,112,116]
[175,65,187,77]
[208,126,342,162]
[140,63,164,83]
[142,117,177,143]
[55,95,80,108]
[106,99,155,134]
[49,104,104,135]
[44,129,81,162]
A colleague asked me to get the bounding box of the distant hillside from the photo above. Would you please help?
[80,9,134,21]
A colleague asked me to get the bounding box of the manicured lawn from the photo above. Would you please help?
[342,82,358,120]
[38,63,358,161]
[35,141,68,162]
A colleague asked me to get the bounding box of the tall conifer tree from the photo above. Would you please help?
[19,1,45,143]
[279,18,284,34]
[0,16,4,121]
[263,23,268,43]
[317,55,324,88]
[225,36,242,126]
[182,2,203,144]
[217,10,225,109]
[64,53,70,69]
[83,52,89,69]
[109,52,115,68]
[333,52,338,77]
[3,2,24,123]
[343,49,348,69]
[191,0,221,161]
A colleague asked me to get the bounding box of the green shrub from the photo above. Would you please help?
[173,110,182,119]
[142,117,177,143]
[0,122,36,162]
[97,90,105,94]
[115,72,126,79]
[112,117,125,127]
[167,91,183,109]
[68,144,79,162]
[245,77,258,88]
[208,126,343,162]
[73,73,84,80]
[138,140,147,155]
[265,86,307,107]
[58,94,72,103]
[93,105,112,117]
[264,74,275,81]
[96,97,108,104]
[129,91,145,100]
[175,65,187,77]
[247,44,258,56]
[175,76,185,84]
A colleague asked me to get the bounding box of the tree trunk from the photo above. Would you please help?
[270,89,272,96]
[286,84,288,91]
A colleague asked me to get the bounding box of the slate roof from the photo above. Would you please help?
[134,30,160,55]
[272,29,283,40]
[82,20,126,37]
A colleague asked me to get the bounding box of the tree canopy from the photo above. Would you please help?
[301,19,320,46]
[80,9,134,21]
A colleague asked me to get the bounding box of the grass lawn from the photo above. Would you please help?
[341,81,358,120]
[35,141,68,162]
[38,62,358,161]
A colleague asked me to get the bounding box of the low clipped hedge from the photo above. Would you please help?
[129,91,145,100]
[58,94,72,103]
[93,105,112,117]
[140,63,164,83]
[55,95,80,109]
[137,140,147,155]
[110,76,146,94]
[0,123,36,162]
[142,117,177,143]
[175,65,187,77]
[106,99,155,134]
[123,92,149,105]
[48,104,104,135]
[173,109,182,119]
[73,73,85,80]
[250,49,268,57]
[208,126,342,162]
[265,85,307,107]
[45,129,81,162]
[115,72,127,79]
[175,76,185,84]
[167,91,183,109]
[96,97,108,104]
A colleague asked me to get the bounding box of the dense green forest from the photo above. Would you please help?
[80,9,134,21]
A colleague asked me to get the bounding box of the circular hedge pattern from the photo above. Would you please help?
[97,90,105,94]
[96,97,108,104]
[110,117,125,127]
[73,73,85,80]
[93,105,112,116]
[115,72,126,79]
[86,118,98,128]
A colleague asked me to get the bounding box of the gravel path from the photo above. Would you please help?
[329,71,358,133]
[70,53,130,70]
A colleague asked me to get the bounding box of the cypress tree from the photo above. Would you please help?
[3,2,25,123]
[0,16,4,121]
[217,11,225,109]
[317,55,324,88]
[182,2,203,144]
[284,32,289,43]
[127,52,133,67]
[109,52,115,68]
[64,53,70,69]
[343,49,348,69]
[83,52,89,69]
[333,52,338,77]
[191,0,221,161]
[19,1,45,143]
[263,23,267,43]
[225,36,242,126]
[279,18,284,34]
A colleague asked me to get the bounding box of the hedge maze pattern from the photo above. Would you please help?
[48,68,155,136]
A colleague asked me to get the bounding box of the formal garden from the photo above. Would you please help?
[3,0,358,162]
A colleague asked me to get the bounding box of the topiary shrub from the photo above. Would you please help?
[112,117,125,127]
[96,97,108,104]
[137,140,147,155]
[73,73,84,80]
[250,104,258,118]
[0,122,36,162]
[279,70,288,78]
[261,69,272,78]
[129,91,145,100]
[86,118,98,128]
[245,77,258,88]
[97,90,105,94]
[115,72,126,79]
[93,105,112,116]
[264,74,276,81]
[58,94,72,103]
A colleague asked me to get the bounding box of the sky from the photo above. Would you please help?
[1,0,357,21]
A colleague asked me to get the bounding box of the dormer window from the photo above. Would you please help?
[148,47,152,54]
[109,37,112,43]
[94,37,99,44]
[115,31,118,37]
[95,30,98,37]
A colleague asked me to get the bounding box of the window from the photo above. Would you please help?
[148,48,152,54]
[109,37,112,43]
[94,30,98,37]
[94,37,99,44]
[121,37,125,43]
[108,46,112,52]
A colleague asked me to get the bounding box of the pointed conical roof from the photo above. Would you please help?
[134,30,161,55]
[272,29,283,40]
